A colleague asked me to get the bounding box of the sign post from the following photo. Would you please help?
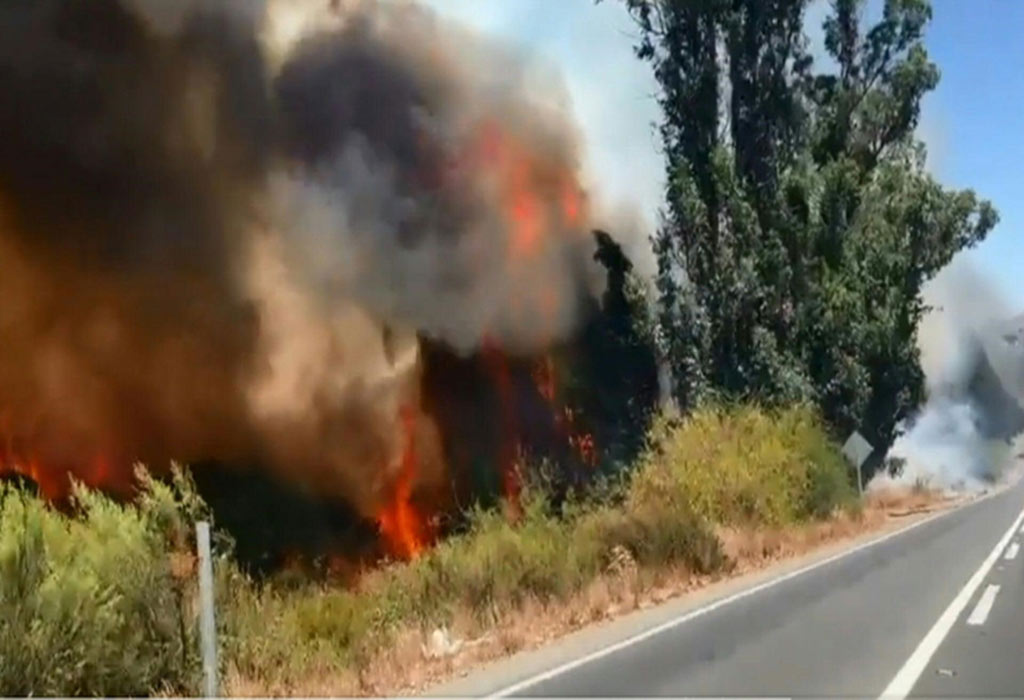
[196,521,219,697]
[842,431,874,496]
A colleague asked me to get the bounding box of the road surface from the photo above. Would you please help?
[431,473,1024,698]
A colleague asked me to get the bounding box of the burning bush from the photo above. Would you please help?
[0,0,659,564]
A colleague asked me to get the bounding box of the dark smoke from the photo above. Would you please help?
[269,0,594,353]
[0,0,605,520]
[0,0,268,480]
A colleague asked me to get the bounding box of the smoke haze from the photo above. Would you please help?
[879,260,1024,490]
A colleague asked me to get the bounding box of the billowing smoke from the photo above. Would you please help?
[878,261,1024,490]
[0,0,606,534]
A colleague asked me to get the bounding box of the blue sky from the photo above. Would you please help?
[922,1,1023,310]
[421,0,1021,311]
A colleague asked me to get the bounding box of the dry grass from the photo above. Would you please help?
[221,404,864,697]
[232,485,957,698]
[864,483,952,516]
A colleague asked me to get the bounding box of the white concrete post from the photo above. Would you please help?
[196,521,219,697]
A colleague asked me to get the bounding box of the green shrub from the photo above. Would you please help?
[218,581,357,687]
[631,404,854,527]
[0,469,201,696]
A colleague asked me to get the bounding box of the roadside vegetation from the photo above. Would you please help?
[0,404,858,696]
[0,471,205,696]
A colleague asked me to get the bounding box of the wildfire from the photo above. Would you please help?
[0,0,618,575]
[0,453,62,500]
[0,451,130,502]
[565,407,597,468]
[464,118,586,261]
[532,355,598,468]
[533,354,557,404]
[376,403,434,560]
[561,181,582,226]
[0,416,129,501]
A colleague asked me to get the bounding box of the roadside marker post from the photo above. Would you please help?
[196,521,219,697]
[842,431,874,496]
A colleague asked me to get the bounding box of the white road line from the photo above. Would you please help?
[966,584,1001,626]
[879,505,1024,700]
[481,491,1000,699]
[1005,542,1020,561]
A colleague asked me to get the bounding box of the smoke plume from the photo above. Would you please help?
[0,0,604,526]
[878,261,1024,491]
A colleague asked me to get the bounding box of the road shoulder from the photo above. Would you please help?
[425,488,983,697]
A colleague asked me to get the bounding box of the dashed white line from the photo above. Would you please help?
[879,505,1024,700]
[1005,542,1020,561]
[966,584,1001,626]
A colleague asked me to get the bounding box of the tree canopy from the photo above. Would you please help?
[618,0,997,465]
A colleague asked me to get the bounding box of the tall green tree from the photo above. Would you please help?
[559,231,661,475]
[621,0,997,463]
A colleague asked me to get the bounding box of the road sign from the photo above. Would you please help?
[842,431,874,495]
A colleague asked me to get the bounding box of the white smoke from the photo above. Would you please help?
[876,260,1022,491]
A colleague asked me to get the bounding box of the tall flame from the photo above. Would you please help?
[376,404,433,559]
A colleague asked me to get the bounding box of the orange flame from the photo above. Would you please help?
[464,119,586,261]
[0,452,65,500]
[0,409,138,499]
[565,406,598,468]
[561,180,582,226]
[377,404,433,560]
[532,354,557,404]
[0,418,132,501]
[532,355,598,468]
[508,163,544,258]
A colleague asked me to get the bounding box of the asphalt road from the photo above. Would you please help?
[433,473,1024,698]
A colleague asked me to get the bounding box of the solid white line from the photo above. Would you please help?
[484,492,998,699]
[966,584,1001,626]
[878,505,1024,700]
[1005,542,1020,561]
